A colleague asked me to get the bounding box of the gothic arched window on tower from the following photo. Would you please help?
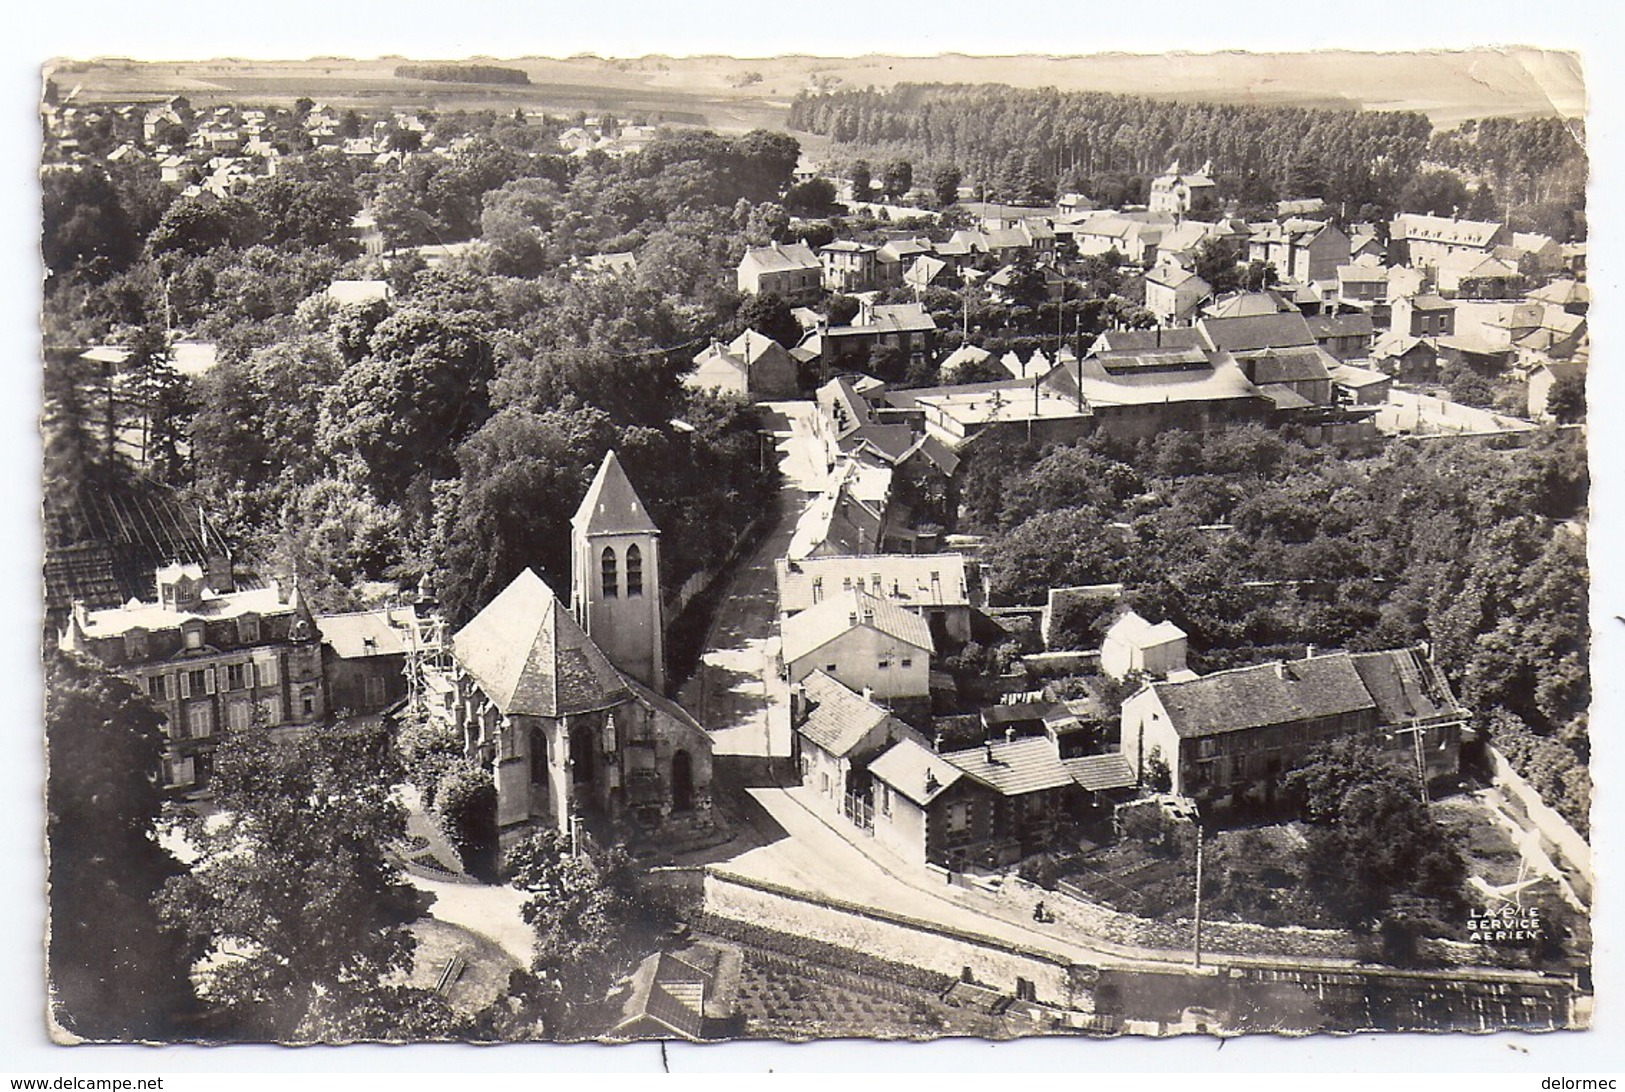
[601,546,619,597]
[626,543,643,597]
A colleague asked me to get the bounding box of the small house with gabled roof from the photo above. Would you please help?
[781,587,933,702]
[736,241,821,300]
[791,669,929,818]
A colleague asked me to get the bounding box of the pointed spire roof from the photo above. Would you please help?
[452,568,632,717]
[573,450,659,537]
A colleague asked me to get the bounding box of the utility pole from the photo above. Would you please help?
[1193,823,1205,969]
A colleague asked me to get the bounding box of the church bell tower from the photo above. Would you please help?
[570,450,666,692]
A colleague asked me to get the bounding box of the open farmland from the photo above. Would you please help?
[48,47,1582,132]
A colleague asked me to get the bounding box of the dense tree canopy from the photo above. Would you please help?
[156,722,442,1040]
[504,830,655,1037]
[790,83,1434,214]
[1285,739,1468,943]
[46,651,198,1040]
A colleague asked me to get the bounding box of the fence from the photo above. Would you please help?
[1487,745,1593,902]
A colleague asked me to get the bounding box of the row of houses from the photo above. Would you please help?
[781,573,1472,872]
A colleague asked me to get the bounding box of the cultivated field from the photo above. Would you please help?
[46,48,1583,131]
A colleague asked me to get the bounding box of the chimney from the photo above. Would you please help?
[862,686,874,704]
[933,730,943,752]
[985,741,995,763]
[1005,727,1016,744]
[1305,644,1316,660]
[925,770,940,794]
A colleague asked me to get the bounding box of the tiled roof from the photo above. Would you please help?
[1105,611,1185,647]
[942,736,1076,796]
[839,423,917,463]
[729,329,791,366]
[1243,347,1334,385]
[1371,331,1432,358]
[1198,312,1317,352]
[1259,384,1314,411]
[905,255,948,285]
[1392,213,1504,249]
[1147,265,1207,290]
[1349,647,1466,726]
[573,450,659,537]
[739,242,819,273]
[1063,753,1137,791]
[820,240,878,254]
[78,585,292,639]
[1328,363,1391,389]
[900,433,961,477]
[879,238,934,262]
[1093,328,1205,353]
[1307,313,1374,339]
[830,303,938,337]
[452,568,631,717]
[775,553,971,614]
[939,343,993,370]
[1067,354,1265,408]
[1150,652,1376,739]
[318,606,417,659]
[781,587,934,664]
[796,669,908,758]
[1201,291,1292,319]
[1528,279,1589,307]
[869,737,964,806]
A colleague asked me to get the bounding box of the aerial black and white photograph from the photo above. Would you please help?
[30,19,1602,1061]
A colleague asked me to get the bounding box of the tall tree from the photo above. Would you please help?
[155,721,443,1040]
[321,306,497,494]
[1284,738,1467,936]
[505,830,655,1036]
[848,160,872,202]
[46,650,199,1040]
[881,159,914,201]
[121,321,191,485]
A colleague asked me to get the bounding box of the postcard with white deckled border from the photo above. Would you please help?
[38,47,1592,1046]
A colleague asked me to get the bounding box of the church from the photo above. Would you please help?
[444,451,714,837]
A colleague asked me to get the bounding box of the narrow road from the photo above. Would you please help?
[676,400,824,759]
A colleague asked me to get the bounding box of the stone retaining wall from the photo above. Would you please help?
[704,868,1083,1007]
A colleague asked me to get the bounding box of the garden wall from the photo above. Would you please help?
[703,868,1083,1008]
[1488,745,1593,901]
